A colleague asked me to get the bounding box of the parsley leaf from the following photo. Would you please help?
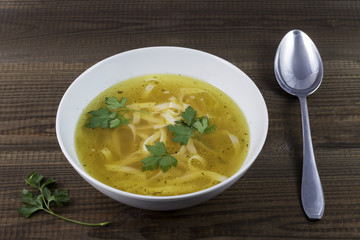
[167,124,193,145]
[105,96,127,110]
[192,117,209,134]
[85,96,151,130]
[167,106,216,145]
[181,106,197,125]
[85,96,133,129]
[85,108,114,129]
[19,189,43,218]
[18,172,108,226]
[109,114,130,129]
[141,142,178,172]
[145,141,168,155]
[48,189,71,207]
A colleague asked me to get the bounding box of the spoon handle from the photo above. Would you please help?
[299,96,325,220]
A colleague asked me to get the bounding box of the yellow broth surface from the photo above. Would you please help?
[75,74,249,196]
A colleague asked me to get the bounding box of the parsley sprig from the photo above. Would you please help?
[167,106,216,145]
[85,96,141,129]
[18,172,108,226]
[141,142,177,173]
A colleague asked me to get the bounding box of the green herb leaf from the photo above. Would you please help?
[141,155,161,171]
[18,204,42,218]
[141,142,178,172]
[167,106,216,145]
[192,117,209,134]
[85,97,136,129]
[49,189,70,207]
[109,114,130,129]
[109,118,121,129]
[85,107,113,129]
[85,107,130,129]
[19,188,44,218]
[192,116,217,134]
[19,172,108,226]
[20,188,43,209]
[42,187,52,202]
[203,123,217,134]
[145,141,168,155]
[181,106,197,125]
[105,96,127,110]
[40,178,56,190]
[25,172,44,189]
[159,155,178,173]
[167,124,193,145]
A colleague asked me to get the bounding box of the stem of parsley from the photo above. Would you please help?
[19,172,109,227]
[43,208,108,226]
[40,194,108,226]
[124,108,150,114]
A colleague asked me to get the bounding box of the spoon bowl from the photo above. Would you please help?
[275,30,323,97]
[274,30,325,220]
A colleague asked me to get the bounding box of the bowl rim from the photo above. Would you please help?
[56,46,269,201]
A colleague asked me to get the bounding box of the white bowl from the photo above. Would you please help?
[56,46,268,210]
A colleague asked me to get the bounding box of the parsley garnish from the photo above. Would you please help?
[166,124,193,145]
[85,96,135,129]
[105,96,127,109]
[141,142,178,172]
[18,172,108,226]
[167,106,216,145]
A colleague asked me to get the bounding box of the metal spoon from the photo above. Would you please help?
[274,29,325,219]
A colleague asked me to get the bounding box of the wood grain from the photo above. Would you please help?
[1,0,360,239]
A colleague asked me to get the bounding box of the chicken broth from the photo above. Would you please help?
[75,74,249,196]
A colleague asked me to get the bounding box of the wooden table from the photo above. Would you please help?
[1,1,359,239]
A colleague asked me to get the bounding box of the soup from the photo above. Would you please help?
[75,74,249,196]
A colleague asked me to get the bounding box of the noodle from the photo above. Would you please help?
[186,140,197,154]
[100,147,113,162]
[143,131,161,152]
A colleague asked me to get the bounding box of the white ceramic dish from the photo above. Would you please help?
[56,46,268,210]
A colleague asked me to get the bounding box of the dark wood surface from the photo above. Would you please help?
[1,0,360,239]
